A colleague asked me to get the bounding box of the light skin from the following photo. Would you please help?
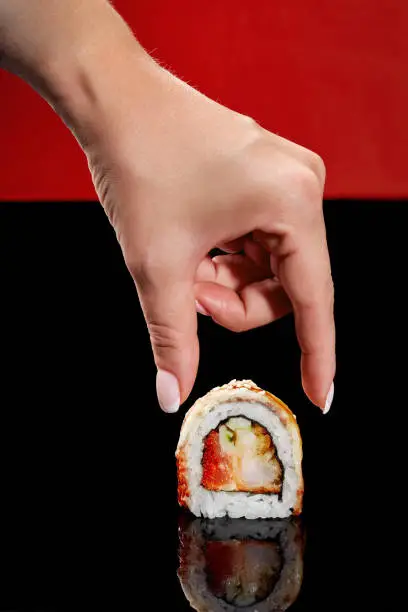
[0,0,335,413]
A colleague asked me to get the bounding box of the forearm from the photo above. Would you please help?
[0,0,157,143]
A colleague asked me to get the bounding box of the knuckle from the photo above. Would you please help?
[212,309,248,334]
[297,294,320,312]
[124,249,169,289]
[294,165,322,203]
[228,321,247,333]
[299,276,334,312]
[306,152,326,186]
[279,163,323,219]
[239,114,261,131]
[223,322,247,333]
[148,320,184,352]
[221,315,249,334]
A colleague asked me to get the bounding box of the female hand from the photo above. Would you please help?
[0,0,335,414]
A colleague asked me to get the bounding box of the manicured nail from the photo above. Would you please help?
[195,300,210,316]
[323,382,334,414]
[156,369,180,413]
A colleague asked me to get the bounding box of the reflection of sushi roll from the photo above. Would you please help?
[178,515,304,612]
[176,380,303,519]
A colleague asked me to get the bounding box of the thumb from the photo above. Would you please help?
[133,261,199,413]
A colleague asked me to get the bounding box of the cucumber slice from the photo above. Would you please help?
[226,417,252,431]
[219,424,236,453]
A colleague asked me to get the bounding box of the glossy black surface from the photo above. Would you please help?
[0,201,405,610]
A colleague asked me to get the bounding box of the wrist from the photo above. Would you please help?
[47,25,156,148]
[0,0,159,148]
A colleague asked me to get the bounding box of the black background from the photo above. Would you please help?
[0,200,405,610]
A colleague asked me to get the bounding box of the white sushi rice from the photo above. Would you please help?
[178,392,302,519]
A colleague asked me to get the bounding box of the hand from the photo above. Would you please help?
[82,63,335,414]
[0,0,335,414]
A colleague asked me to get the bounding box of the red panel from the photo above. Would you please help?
[0,0,407,200]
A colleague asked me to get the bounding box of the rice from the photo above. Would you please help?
[176,380,303,519]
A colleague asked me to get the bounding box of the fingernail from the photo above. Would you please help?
[195,300,210,316]
[323,382,334,414]
[156,369,180,413]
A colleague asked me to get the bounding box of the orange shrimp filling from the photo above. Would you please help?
[201,417,282,494]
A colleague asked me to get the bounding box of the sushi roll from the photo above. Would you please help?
[176,380,303,519]
[178,514,304,612]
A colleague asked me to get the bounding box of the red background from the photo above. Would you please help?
[0,0,407,200]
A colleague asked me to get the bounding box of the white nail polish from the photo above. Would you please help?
[156,369,180,413]
[323,382,334,414]
[195,300,210,316]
